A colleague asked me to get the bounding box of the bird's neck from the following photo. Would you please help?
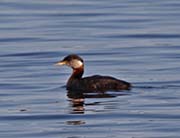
[67,66,84,90]
[70,66,84,79]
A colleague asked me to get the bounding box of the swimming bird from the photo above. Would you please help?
[56,54,131,92]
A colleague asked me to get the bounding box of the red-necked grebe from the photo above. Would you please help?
[56,54,131,92]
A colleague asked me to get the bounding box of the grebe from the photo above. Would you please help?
[56,54,131,92]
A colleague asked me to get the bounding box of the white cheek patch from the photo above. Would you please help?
[71,59,83,68]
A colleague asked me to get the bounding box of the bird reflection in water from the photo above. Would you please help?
[66,120,86,125]
[67,90,129,114]
[67,91,85,114]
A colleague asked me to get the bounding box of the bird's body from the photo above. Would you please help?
[56,54,131,92]
[67,75,130,92]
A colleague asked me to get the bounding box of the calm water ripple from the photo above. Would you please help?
[1,0,180,138]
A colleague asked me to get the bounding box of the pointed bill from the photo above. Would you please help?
[55,61,66,66]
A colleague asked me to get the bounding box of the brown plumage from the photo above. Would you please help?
[56,54,131,92]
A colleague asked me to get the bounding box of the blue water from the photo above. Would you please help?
[1,0,180,138]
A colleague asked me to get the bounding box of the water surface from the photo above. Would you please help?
[1,0,180,138]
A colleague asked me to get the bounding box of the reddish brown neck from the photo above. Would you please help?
[70,66,84,79]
